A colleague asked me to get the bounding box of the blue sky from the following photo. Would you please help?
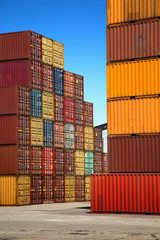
[0,0,107,127]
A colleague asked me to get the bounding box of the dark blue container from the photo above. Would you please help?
[31,89,42,118]
[53,68,64,96]
[43,120,54,147]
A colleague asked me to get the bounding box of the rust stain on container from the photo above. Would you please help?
[84,102,93,127]
[75,125,84,150]
[54,122,64,148]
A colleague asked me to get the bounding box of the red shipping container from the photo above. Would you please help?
[75,99,84,125]
[64,97,75,124]
[64,150,75,175]
[94,153,103,174]
[0,59,42,89]
[102,153,108,173]
[54,95,64,122]
[42,176,54,203]
[94,128,103,152]
[64,71,74,97]
[74,74,84,100]
[42,64,53,92]
[54,176,65,203]
[0,30,42,61]
[54,149,64,175]
[84,102,93,127]
[91,174,160,214]
[0,145,30,175]
[54,122,64,148]
[31,175,43,204]
[108,136,160,173]
[0,115,30,145]
[30,147,42,175]
[75,125,84,150]
[75,176,85,202]
[43,148,54,175]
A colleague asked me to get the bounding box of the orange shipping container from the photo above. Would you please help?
[64,71,74,97]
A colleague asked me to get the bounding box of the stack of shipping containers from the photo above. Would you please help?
[91,0,160,214]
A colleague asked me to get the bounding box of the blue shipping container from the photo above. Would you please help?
[85,152,94,175]
[43,120,54,147]
[31,89,42,118]
[53,68,64,96]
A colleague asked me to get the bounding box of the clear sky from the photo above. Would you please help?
[0,0,107,127]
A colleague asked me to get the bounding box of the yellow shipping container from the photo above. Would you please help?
[31,117,43,146]
[42,92,54,120]
[85,176,91,201]
[42,36,53,65]
[84,127,94,151]
[107,59,160,100]
[0,176,30,206]
[53,40,64,69]
[108,97,160,136]
[75,150,85,175]
[107,0,160,26]
[65,176,75,202]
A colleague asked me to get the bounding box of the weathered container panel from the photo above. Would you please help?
[75,125,84,150]
[84,102,93,127]
[31,89,42,118]
[31,118,43,146]
[65,176,75,202]
[54,95,64,122]
[75,150,85,175]
[85,176,91,201]
[64,97,75,124]
[54,176,65,203]
[65,124,75,149]
[30,147,42,174]
[53,40,64,69]
[42,92,54,120]
[85,152,94,176]
[54,149,64,175]
[53,68,64,96]
[74,74,84,100]
[94,153,103,174]
[54,122,64,148]
[42,64,53,92]
[42,176,54,203]
[43,147,54,175]
[75,176,85,202]
[64,150,75,175]
[31,175,43,205]
[43,120,54,147]
[84,127,94,151]
[75,99,83,125]
[94,128,103,152]
[64,71,74,97]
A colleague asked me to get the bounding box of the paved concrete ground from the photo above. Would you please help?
[0,202,160,240]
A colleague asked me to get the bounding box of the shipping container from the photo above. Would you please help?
[31,118,43,146]
[31,175,43,204]
[31,89,42,118]
[0,175,30,206]
[42,92,54,120]
[91,174,160,214]
[0,115,30,145]
[108,97,160,135]
[43,148,54,175]
[54,122,64,148]
[85,152,94,176]
[75,125,84,150]
[64,71,74,97]
[64,150,75,175]
[54,176,65,203]
[42,64,53,92]
[0,86,30,116]
[75,176,85,202]
[94,153,103,174]
[53,40,64,69]
[102,153,108,173]
[94,128,103,152]
[53,68,64,95]
[43,120,54,147]
[30,147,42,175]
[0,30,42,61]
[64,97,75,124]
[75,150,85,175]
[65,176,75,202]
[84,102,93,127]
[54,149,64,175]
[65,123,75,149]
[42,176,54,203]
[74,74,84,100]
[107,20,160,63]
[75,99,83,125]
[107,0,160,26]
[85,176,91,201]
[42,36,52,65]
[0,59,42,89]
[84,126,94,151]
[54,95,64,122]
[107,59,160,99]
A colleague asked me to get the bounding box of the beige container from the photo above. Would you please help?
[42,92,54,120]
[85,176,91,201]
[75,150,85,175]
[53,40,64,69]
[65,176,75,202]
[84,126,94,151]
[31,117,43,146]
[42,36,53,65]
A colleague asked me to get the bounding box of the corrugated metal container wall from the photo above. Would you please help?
[54,149,64,175]
[94,128,103,152]
[31,175,43,204]
[30,147,42,174]
[42,64,53,92]
[75,150,85,175]
[0,60,42,89]
[0,31,42,61]
[107,20,160,63]
[108,98,160,135]
[75,100,83,125]
[42,92,54,120]
[102,153,108,173]
[85,152,94,176]
[84,127,94,151]
[0,86,30,116]
[54,122,64,148]
[31,118,43,146]
[107,0,160,26]
[65,176,75,202]
[54,95,64,122]
[65,123,75,149]
[31,89,42,118]
[53,68,64,96]
[0,115,30,145]
[75,176,85,202]
[0,146,30,175]
[64,97,75,124]
[54,176,65,203]
[64,71,74,97]
[75,125,84,150]
[43,120,54,147]
[64,150,75,175]
[42,37,52,65]
[107,59,160,99]
[74,74,84,100]
[43,148,54,175]
[42,176,54,203]
[91,174,160,214]
[85,176,91,201]
[94,153,103,174]
[108,136,160,173]
[84,102,93,127]
[53,40,64,69]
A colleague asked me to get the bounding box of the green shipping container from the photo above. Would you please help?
[85,152,94,176]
